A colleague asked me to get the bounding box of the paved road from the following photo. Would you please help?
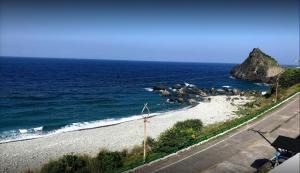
[132,94,300,173]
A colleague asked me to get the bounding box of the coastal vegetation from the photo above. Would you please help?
[38,119,204,173]
[278,68,300,88]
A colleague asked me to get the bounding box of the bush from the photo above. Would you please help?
[174,119,203,132]
[279,68,300,88]
[146,137,157,150]
[40,154,87,173]
[121,146,143,169]
[154,119,203,153]
[96,149,124,172]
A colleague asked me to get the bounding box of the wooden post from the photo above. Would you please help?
[275,70,284,103]
[275,75,279,103]
[141,103,150,163]
[143,117,147,162]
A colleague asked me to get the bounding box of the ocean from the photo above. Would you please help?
[0,57,270,142]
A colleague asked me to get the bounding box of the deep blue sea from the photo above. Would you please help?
[0,57,270,142]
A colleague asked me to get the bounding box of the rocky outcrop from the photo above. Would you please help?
[230,48,284,83]
[150,83,248,105]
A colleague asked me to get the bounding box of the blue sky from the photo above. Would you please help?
[0,0,299,64]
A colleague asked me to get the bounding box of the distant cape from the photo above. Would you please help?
[230,48,284,83]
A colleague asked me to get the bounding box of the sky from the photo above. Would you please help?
[0,0,299,64]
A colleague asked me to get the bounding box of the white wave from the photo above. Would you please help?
[0,133,42,143]
[184,82,195,87]
[34,126,43,131]
[52,113,159,134]
[229,76,236,79]
[144,88,153,92]
[1,106,195,143]
[222,85,231,88]
[261,91,268,95]
[19,129,28,134]
[255,83,271,87]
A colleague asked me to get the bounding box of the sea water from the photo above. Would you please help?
[0,57,269,142]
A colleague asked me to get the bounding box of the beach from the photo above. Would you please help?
[0,95,250,172]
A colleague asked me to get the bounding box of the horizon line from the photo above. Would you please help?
[0,55,241,65]
[0,55,297,66]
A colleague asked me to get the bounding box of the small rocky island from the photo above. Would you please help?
[230,48,284,83]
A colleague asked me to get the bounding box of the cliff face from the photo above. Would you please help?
[230,48,284,83]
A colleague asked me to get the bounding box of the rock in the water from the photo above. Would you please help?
[167,97,177,103]
[153,85,166,91]
[160,90,171,97]
[177,97,185,103]
[230,48,284,83]
[172,84,183,90]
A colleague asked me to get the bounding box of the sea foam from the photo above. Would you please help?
[19,129,28,134]
[144,88,153,92]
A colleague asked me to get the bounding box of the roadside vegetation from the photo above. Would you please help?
[37,119,203,173]
[27,68,300,173]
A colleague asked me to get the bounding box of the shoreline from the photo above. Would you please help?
[0,95,250,172]
[0,105,192,144]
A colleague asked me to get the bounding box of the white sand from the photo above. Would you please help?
[0,95,249,173]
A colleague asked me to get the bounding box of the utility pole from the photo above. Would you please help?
[141,103,150,163]
[275,69,285,103]
[275,74,280,103]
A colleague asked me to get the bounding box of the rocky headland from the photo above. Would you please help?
[230,48,284,83]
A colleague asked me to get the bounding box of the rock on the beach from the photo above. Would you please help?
[203,97,212,102]
[210,88,216,95]
[188,99,198,105]
[232,88,241,95]
[199,91,207,97]
[216,89,226,95]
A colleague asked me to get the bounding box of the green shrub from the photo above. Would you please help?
[121,146,143,169]
[279,68,300,88]
[84,158,103,173]
[174,119,203,132]
[96,149,124,172]
[146,137,157,150]
[40,154,87,173]
[154,119,203,153]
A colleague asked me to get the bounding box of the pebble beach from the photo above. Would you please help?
[0,95,250,173]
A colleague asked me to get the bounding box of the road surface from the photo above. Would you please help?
[132,94,300,173]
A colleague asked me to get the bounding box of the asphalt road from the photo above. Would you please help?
[131,94,300,173]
